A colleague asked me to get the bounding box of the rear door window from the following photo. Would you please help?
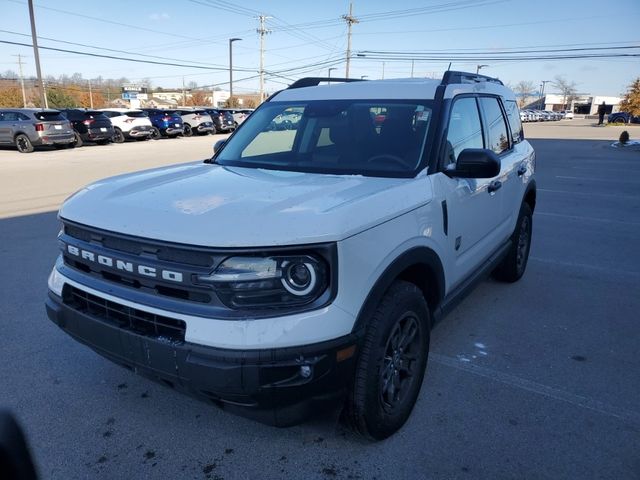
[504,100,523,144]
[479,97,510,155]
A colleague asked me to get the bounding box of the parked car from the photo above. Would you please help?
[59,109,114,147]
[174,108,214,136]
[608,112,640,125]
[98,109,153,143]
[203,108,235,134]
[562,110,574,119]
[140,109,184,138]
[219,108,251,128]
[0,108,74,153]
[47,72,535,439]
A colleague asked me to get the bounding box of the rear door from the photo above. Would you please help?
[435,95,504,286]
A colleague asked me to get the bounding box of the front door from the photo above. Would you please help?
[435,96,504,288]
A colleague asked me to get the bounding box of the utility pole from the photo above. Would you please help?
[257,15,271,103]
[411,59,415,78]
[88,79,94,109]
[342,3,359,78]
[28,0,47,108]
[182,76,186,106]
[540,80,551,109]
[13,54,27,107]
[229,38,242,101]
[381,62,385,80]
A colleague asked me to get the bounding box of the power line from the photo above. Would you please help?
[0,39,256,72]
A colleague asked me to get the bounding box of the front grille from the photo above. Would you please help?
[64,223,213,267]
[63,285,186,343]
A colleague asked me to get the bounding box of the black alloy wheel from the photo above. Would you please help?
[15,134,34,153]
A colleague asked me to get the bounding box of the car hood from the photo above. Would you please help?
[60,162,432,247]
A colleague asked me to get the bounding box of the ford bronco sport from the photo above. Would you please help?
[46,72,536,440]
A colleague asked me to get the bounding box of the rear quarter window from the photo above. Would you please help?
[504,100,523,144]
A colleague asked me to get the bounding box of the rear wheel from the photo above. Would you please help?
[211,125,218,135]
[613,117,626,125]
[73,131,83,147]
[150,127,161,140]
[112,128,125,143]
[493,203,533,282]
[183,124,193,137]
[15,134,34,153]
[344,281,430,440]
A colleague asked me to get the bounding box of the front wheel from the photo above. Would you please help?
[493,203,533,282]
[15,134,34,153]
[73,131,83,147]
[344,281,430,440]
[183,124,193,137]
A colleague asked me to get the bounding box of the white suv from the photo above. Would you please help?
[99,109,153,142]
[47,72,535,440]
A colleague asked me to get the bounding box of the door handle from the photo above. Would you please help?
[488,180,502,194]
[517,164,527,177]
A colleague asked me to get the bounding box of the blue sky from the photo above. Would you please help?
[2,0,638,96]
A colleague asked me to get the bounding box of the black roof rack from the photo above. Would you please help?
[287,77,364,89]
[441,71,503,86]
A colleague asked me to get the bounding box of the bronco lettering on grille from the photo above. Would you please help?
[66,244,184,283]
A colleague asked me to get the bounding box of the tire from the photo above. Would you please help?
[344,280,430,440]
[183,124,193,137]
[211,125,218,135]
[112,128,125,143]
[15,134,34,153]
[150,127,161,140]
[493,203,533,282]
[66,142,75,149]
[73,131,83,147]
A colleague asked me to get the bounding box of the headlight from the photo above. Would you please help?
[196,254,328,309]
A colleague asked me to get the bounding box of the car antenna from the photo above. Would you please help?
[447,62,452,71]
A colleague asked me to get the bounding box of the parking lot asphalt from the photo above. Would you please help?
[0,121,639,479]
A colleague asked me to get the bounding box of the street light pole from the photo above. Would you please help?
[540,80,551,109]
[28,0,47,108]
[328,67,337,84]
[229,38,242,102]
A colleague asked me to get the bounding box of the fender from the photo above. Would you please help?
[351,247,445,334]
[523,178,537,212]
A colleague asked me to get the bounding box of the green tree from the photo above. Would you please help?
[619,78,640,116]
[46,87,76,108]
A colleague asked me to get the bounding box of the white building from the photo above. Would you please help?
[536,93,622,115]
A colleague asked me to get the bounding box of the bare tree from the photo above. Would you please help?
[553,75,578,109]
[514,80,536,108]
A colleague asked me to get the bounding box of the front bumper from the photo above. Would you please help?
[45,290,359,426]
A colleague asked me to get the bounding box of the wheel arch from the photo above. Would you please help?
[351,247,445,334]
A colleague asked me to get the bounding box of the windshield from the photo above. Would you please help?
[215,100,433,176]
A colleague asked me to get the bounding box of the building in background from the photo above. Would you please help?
[527,93,622,114]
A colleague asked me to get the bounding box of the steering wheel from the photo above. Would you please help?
[367,154,407,169]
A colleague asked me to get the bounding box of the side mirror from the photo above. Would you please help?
[446,148,500,178]
[213,139,226,154]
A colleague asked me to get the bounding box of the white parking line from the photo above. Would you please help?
[530,256,640,278]
[538,188,639,200]
[430,353,640,426]
[535,211,640,226]
[556,175,640,185]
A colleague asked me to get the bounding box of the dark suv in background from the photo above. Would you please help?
[140,109,184,139]
[203,108,235,134]
[59,109,114,147]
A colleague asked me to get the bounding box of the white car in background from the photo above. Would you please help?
[99,109,153,143]
[562,110,574,119]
